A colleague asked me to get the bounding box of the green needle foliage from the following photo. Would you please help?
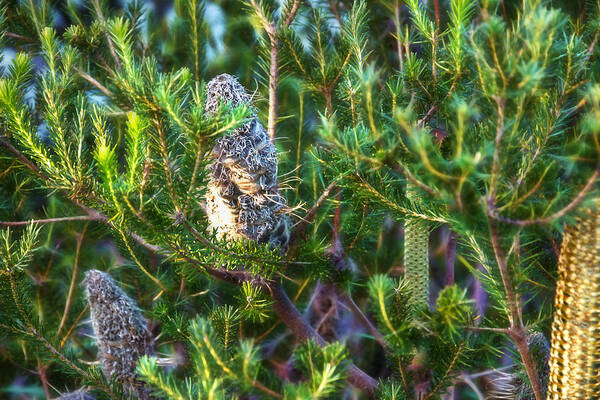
[0,0,598,399]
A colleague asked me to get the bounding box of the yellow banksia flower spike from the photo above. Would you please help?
[548,203,600,399]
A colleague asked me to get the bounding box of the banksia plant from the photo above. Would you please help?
[548,202,600,399]
[84,270,154,399]
[204,74,290,252]
[1,0,600,399]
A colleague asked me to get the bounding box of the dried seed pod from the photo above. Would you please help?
[56,390,95,400]
[548,204,600,399]
[84,270,154,399]
[204,74,290,252]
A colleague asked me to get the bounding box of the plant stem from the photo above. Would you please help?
[270,282,378,395]
[0,216,99,226]
[338,289,389,350]
[488,216,544,400]
[56,226,87,337]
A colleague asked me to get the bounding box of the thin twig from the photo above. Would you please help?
[283,0,302,28]
[56,226,87,337]
[248,0,302,141]
[468,326,511,334]
[417,105,438,128]
[459,373,484,400]
[5,31,36,42]
[289,177,340,247]
[36,358,51,400]
[92,0,122,71]
[488,166,600,226]
[73,66,113,97]
[0,216,100,226]
[338,289,389,350]
[0,136,48,180]
[485,97,544,399]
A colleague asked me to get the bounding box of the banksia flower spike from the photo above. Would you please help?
[84,270,154,399]
[204,74,290,252]
[548,203,600,399]
[404,185,431,310]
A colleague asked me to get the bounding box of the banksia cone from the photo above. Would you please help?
[548,204,600,399]
[57,390,95,400]
[204,74,290,252]
[404,185,430,310]
[84,270,154,399]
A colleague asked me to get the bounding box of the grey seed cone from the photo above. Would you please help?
[204,74,290,252]
[56,390,95,400]
[84,270,154,399]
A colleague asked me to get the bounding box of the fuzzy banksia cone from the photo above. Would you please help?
[204,74,290,252]
[548,203,600,399]
[84,270,154,399]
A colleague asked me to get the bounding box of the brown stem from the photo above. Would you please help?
[252,380,283,399]
[338,290,389,350]
[248,0,301,141]
[0,216,100,226]
[283,0,302,28]
[56,226,87,337]
[5,32,36,42]
[468,326,511,335]
[73,66,113,97]
[0,136,47,180]
[289,178,340,252]
[36,358,50,400]
[92,0,122,71]
[269,283,378,395]
[417,105,438,128]
[488,215,544,400]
